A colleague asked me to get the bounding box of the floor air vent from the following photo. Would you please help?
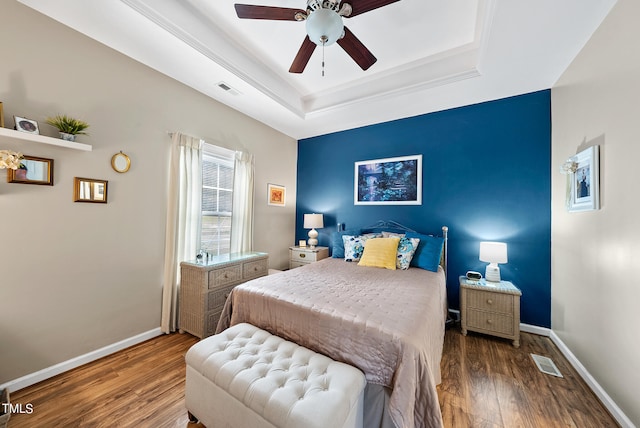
[531,354,563,378]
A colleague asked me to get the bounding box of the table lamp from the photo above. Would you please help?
[303,213,324,248]
[479,241,508,282]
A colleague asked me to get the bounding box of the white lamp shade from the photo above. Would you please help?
[479,242,508,264]
[303,213,324,229]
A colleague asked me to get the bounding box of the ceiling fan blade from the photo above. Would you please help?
[337,27,377,70]
[289,36,316,73]
[344,0,401,17]
[235,4,305,21]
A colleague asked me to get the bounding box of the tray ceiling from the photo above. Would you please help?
[18,0,616,139]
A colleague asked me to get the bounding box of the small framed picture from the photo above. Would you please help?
[267,183,286,207]
[568,146,600,212]
[74,177,108,203]
[14,116,40,134]
[7,155,54,185]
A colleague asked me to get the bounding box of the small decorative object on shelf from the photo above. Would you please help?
[0,149,24,170]
[45,114,89,142]
[14,116,39,134]
[0,102,5,128]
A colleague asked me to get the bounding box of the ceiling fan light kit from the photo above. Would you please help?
[305,7,344,46]
[235,0,400,74]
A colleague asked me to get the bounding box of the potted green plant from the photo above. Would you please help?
[45,114,90,142]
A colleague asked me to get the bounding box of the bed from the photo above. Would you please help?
[216,222,448,428]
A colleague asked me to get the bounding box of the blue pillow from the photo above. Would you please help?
[331,229,362,258]
[406,232,444,272]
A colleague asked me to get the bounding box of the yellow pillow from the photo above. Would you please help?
[358,237,400,270]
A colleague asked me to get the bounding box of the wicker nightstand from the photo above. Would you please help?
[459,276,522,347]
[289,246,329,269]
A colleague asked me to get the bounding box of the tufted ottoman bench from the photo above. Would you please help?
[185,323,366,428]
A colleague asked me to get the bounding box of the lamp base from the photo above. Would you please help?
[308,228,318,248]
[485,264,501,282]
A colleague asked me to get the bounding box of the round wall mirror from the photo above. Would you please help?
[111,151,131,173]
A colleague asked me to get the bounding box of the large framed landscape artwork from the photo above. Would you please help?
[354,154,422,205]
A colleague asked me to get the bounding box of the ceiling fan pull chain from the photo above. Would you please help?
[322,38,325,77]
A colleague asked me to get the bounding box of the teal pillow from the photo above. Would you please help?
[331,229,362,258]
[406,232,444,272]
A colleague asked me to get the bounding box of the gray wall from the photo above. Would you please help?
[552,0,640,424]
[0,0,296,385]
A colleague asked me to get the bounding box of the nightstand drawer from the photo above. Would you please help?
[209,265,242,288]
[289,260,308,269]
[465,289,514,314]
[290,248,322,262]
[466,308,514,335]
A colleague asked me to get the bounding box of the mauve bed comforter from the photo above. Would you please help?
[216,258,447,428]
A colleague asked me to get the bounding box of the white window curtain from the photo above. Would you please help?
[161,132,203,334]
[230,151,254,253]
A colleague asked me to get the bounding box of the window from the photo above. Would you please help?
[201,144,235,256]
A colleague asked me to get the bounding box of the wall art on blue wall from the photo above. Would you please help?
[354,154,422,205]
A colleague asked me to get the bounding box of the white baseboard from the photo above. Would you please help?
[548,330,635,428]
[520,323,551,336]
[0,327,163,393]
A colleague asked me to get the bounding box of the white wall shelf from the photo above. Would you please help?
[0,127,92,151]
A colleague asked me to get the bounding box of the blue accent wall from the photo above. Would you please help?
[296,90,551,327]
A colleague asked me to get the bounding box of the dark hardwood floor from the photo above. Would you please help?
[438,324,618,427]
[7,327,618,427]
[7,333,199,428]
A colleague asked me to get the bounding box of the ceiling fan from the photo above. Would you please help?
[234,0,401,74]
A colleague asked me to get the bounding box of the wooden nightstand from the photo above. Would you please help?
[459,276,522,347]
[289,246,329,269]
